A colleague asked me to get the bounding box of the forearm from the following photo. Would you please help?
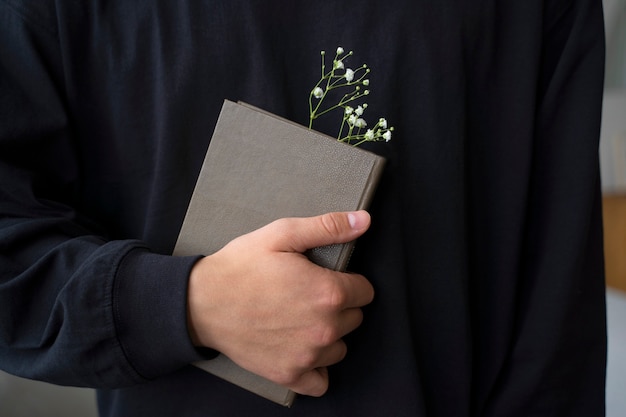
[0,218,205,387]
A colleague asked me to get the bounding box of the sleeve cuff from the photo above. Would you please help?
[112,247,214,380]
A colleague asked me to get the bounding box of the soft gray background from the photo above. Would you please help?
[601,0,626,192]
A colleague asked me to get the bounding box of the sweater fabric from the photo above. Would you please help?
[0,1,606,416]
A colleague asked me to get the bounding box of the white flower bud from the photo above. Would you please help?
[334,60,344,70]
[363,79,370,86]
[312,87,324,99]
[383,130,392,142]
[336,47,344,55]
[345,68,355,82]
[379,118,387,128]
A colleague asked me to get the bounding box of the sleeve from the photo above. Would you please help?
[485,0,606,414]
[0,3,207,388]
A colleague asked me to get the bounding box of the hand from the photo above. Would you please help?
[187,211,374,397]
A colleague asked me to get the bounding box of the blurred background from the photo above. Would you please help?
[600,1,626,417]
[1,1,626,416]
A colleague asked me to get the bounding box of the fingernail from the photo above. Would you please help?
[347,211,368,230]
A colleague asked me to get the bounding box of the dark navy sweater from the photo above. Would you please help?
[0,0,606,416]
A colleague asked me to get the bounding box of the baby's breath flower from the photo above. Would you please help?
[312,87,324,99]
[308,47,395,146]
[345,68,355,82]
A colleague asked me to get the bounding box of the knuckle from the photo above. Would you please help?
[319,277,347,309]
[297,349,320,369]
[319,213,344,237]
[316,324,340,347]
[273,375,293,387]
[272,216,291,228]
[270,217,293,236]
[270,367,299,387]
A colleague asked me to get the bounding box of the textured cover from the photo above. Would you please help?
[173,100,385,406]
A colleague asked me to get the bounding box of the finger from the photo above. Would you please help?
[288,367,329,397]
[314,340,349,368]
[286,338,349,396]
[336,308,365,338]
[332,272,375,309]
[266,211,371,253]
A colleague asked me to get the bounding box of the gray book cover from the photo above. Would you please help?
[173,99,385,406]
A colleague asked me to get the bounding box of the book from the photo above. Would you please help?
[173,99,385,407]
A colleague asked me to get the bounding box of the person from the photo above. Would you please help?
[0,0,607,416]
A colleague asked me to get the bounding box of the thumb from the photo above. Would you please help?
[267,211,371,253]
